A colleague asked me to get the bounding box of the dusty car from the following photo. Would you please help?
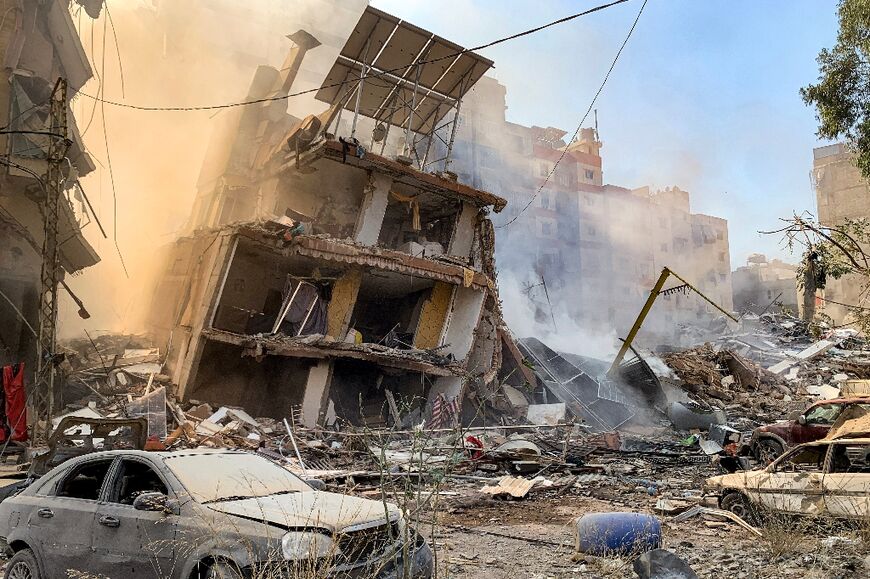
[748,397,870,461]
[705,437,870,522]
[0,449,432,578]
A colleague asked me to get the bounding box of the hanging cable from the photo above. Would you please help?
[74,0,631,112]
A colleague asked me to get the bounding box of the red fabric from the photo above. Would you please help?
[3,363,27,442]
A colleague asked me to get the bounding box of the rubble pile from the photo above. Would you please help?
[661,344,789,412]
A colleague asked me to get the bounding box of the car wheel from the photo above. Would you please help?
[754,439,784,464]
[205,561,243,579]
[5,548,40,579]
[721,492,758,524]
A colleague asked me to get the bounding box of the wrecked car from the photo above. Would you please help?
[0,449,432,578]
[0,417,148,503]
[748,397,870,461]
[705,437,870,522]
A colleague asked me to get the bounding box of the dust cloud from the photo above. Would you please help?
[60,0,366,337]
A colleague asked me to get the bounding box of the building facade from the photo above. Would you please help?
[450,77,733,343]
[0,1,101,382]
[732,254,799,315]
[812,143,870,324]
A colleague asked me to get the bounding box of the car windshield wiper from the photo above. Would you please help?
[202,495,256,504]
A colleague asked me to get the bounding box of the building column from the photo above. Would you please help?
[447,202,477,259]
[353,171,391,246]
[301,360,333,427]
[326,268,362,339]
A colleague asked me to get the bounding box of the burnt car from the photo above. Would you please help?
[705,438,870,522]
[748,397,870,462]
[0,449,432,579]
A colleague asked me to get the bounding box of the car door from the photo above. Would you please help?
[91,456,178,577]
[756,444,828,515]
[27,457,114,576]
[822,442,870,518]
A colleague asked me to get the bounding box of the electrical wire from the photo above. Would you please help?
[73,0,631,112]
[105,1,126,98]
[497,0,648,229]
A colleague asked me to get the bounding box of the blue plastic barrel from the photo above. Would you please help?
[575,512,662,556]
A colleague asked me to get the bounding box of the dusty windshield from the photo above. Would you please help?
[165,453,311,503]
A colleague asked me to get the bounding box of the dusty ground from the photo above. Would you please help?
[417,484,870,579]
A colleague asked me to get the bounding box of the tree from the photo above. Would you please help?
[801,0,870,179]
[765,214,870,332]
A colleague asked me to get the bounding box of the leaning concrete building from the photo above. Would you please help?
[148,7,509,428]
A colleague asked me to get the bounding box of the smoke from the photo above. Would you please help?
[59,0,366,338]
[499,271,619,360]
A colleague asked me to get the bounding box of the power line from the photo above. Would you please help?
[497,0,648,230]
[74,0,631,113]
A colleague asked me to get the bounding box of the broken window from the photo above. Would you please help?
[108,460,168,505]
[831,444,870,473]
[775,445,828,473]
[585,169,595,180]
[56,459,114,500]
[804,403,843,425]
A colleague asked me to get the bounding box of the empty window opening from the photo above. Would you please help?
[212,243,340,337]
[189,341,310,418]
[329,359,431,427]
[348,272,436,346]
[378,190,460,256]
[275,160,367,238]
[57,459,114,500]
[109,460,169,505]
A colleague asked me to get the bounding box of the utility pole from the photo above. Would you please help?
[33,78,71,441]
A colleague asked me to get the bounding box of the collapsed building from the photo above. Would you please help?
[148,7,513,428]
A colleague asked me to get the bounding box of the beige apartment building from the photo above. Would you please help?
[812,143,870,324]
[450,77,733,344]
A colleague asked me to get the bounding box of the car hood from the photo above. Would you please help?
[705,468,770,491]
[206,491,400,533]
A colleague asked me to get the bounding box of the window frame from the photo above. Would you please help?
[771,443,831,474]
[103,456,173,507]
[51,457,117,502]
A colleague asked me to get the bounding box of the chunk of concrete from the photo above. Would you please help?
[526,403,567,425]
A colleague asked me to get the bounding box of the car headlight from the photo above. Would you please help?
[281,531,337,561]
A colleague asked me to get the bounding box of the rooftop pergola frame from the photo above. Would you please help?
[315,5,493,173]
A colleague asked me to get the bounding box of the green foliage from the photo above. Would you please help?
[802,0,870,178]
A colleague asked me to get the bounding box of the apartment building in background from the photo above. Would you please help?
[732,254,799,315]
[812,143,870,324]
[450,77,733,343]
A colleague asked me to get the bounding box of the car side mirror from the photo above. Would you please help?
[797,415,807,425]
[133,492,179,515]
[305,479,327,491]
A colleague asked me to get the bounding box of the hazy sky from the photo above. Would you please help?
[372,0,840,269]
